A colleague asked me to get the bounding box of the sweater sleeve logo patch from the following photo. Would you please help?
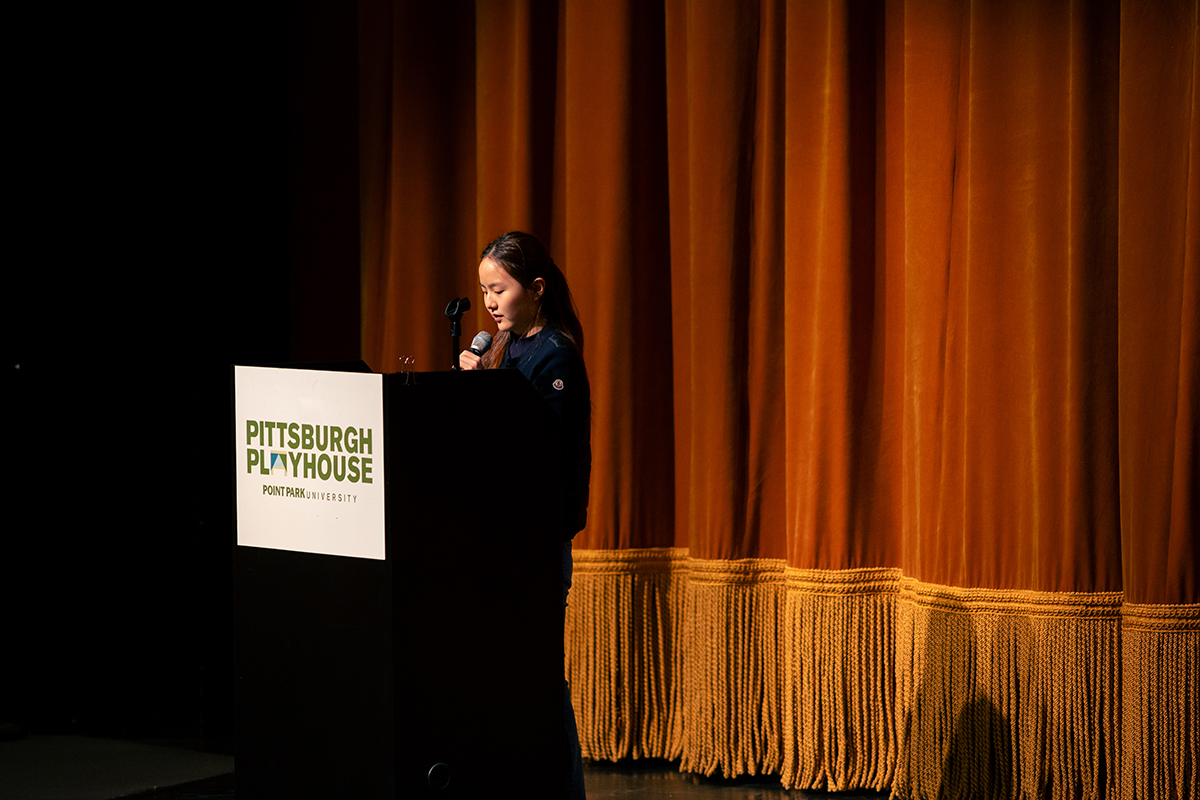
[553,379,565,390]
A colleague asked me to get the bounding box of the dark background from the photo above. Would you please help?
[8,1,363,747]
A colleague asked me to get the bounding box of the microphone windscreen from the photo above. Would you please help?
[469,331,493,355]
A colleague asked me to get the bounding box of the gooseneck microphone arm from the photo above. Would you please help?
[445,297,470,370]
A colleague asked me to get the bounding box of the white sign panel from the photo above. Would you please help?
[234,365,385,560]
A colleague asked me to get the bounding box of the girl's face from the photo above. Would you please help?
[479,257,544,336]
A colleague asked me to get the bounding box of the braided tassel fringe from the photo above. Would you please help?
[781,568,901,792]
[678,558,786,778]
[566,551,1195,799]
[893,582,1123,800]
[1121,604,1200,800]
[564,548,689,761]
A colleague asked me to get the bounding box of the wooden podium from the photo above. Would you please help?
[234,366,564,798]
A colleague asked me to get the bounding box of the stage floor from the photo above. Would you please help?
[0,736,888,799]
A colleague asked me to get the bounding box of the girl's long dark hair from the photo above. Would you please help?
[480,231,584,368]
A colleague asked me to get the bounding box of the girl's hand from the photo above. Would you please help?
[459,350,482,370]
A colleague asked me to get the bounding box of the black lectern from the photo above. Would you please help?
[234,367,564,798]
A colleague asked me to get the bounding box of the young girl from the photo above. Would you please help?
[458,230,590,799]
[459,231,591,536]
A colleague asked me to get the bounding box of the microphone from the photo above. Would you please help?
[469,331,493,356]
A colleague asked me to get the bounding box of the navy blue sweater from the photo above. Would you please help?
[503,329,592,539]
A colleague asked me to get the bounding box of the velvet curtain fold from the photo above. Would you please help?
[360,0,1198,796]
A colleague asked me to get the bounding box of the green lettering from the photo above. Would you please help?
[246,420,260,446]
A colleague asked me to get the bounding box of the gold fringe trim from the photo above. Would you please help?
[565,548,689,761]
[898,578,1125,619]
[678,557,786,778]
[1121,601,1200,631]
[894,581,1123,800]
[782,568,901,792]
[787,566,903,595]
[567,552,1198,800]
[1121,603,1200,800]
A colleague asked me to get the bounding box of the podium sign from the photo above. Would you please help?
[233,365,385,560]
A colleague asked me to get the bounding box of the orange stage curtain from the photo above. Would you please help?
[359,1,1198,797]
